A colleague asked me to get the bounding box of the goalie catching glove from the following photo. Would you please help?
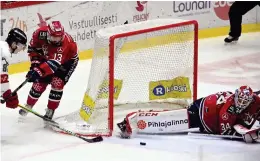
[234,124,260,143]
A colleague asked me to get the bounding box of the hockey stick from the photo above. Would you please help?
[1,77,30,104]
[18,104,103,143]
[188,132,243,140]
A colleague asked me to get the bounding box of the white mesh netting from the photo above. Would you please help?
[54,19,198,136]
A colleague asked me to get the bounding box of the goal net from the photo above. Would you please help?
[54,19,198,137]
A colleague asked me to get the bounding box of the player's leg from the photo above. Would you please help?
[44,76,65,119]
[225,2,258,43]
[43,66,74,119]
[19,77,50,116]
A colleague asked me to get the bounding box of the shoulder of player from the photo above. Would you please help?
[64,33,76,44]
[251,94,260,107]
[0,41,11,61]
[0,41,9,49]
[205,91,232,102]
[204,94,218,106]
[32,26,48,40]
[33,26,48,35]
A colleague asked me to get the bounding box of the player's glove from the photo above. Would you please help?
[2,89,19,109]
[242,131,259,143]
[26,60,60,82]
[234,124,260,143]
[26,67,44,82]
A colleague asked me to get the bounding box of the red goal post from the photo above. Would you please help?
[108,20,198,136]
[54,19,198,137]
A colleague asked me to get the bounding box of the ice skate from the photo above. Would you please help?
[18,104,33,123]
[224,35,239,44]
[18,104,32,116]
[43,108,56,128]
[117,118,131,139]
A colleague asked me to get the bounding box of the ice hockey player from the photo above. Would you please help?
[117,86,260,143]
[1,28,27,109]
[224,1,260,43]
[19,21,79,120]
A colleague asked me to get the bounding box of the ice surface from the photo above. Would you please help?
[1,32,260,161]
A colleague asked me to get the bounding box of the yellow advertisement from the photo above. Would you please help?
[79,94,95,122]
[149,76,192,100]
[97,79,123,100]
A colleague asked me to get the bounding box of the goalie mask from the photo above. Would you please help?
[234,86,253,114]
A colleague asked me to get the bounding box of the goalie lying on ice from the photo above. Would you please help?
[117,85,260,143]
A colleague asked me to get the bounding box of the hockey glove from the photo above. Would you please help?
[2,89,19,109]
[27,56,45,82]
[234,124,260,143]
[242,130,259,143]
[26,67,44,82]
[26,60,60,82]
[30,56,42,69]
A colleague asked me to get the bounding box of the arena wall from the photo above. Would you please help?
[1,1,260,74]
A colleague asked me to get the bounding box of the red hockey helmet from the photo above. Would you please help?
[47,21,64,45]
[234,85,253,113]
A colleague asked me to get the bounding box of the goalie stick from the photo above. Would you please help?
[188,130,260,141]
[18,104,103,143]
[187,132,243,140]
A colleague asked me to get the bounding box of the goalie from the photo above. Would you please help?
[117,85,260,143]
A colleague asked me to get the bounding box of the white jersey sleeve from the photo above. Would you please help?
[0,41,11,96]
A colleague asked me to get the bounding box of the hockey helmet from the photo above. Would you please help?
[47,21,64,45]
[234,85,253,113]
[6,28,27,54]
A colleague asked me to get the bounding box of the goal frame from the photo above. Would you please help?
[107,20,199,137]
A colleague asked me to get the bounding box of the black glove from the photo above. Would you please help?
[26,70,34,82]
[26,67,44,82]
[27,56,43,82]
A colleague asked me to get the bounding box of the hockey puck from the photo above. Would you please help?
[140,142,146,146]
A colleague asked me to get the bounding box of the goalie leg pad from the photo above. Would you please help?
[136,109,189,134]
[117,112,137,139]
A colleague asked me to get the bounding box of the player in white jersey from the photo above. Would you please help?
[1,28,27,109]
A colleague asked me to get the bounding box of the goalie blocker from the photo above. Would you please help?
[117,85,260,143]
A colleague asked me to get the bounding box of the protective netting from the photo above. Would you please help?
[54,19,198,136]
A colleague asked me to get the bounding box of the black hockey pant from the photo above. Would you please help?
[228,1,260,38]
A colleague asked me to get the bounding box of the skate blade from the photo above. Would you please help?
[224,40,238,45]
[118,132,131,139]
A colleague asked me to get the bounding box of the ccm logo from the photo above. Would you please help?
[139,112,158,116]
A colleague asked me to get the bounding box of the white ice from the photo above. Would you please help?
[1,32,260,161]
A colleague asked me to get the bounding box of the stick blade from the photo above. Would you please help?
[82,136,103,143]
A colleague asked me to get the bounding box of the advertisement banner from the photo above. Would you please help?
[136,109,189,133]
[171,1,257,28]
[97,79,123,100]
[1,1,259,65]
[80,93,95,122]
[149,76,192,100]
